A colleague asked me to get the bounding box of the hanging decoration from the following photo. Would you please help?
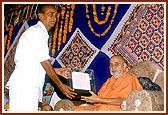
[93,4,111,25]
[31,4,38,19]
[4,4,38,55]
[85,4,118,37]
[58,20,63,51]
[15,11,21,26]
[4,35,7,52]
[57,6,66,51]
[68,4,75,33]
[4,4,75,57]
[52,11,60,56]
[101,4,105,15]
[63,11,69,43]
[4,23,14,54]
[52,4,75,55]
[7,24,13,50]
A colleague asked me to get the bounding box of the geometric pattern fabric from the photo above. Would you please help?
[104,4,164,70]
[56,28,100,71]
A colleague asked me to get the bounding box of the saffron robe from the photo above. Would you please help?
[74,71,142,111]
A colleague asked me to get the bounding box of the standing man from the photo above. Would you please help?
[6,4,76,111]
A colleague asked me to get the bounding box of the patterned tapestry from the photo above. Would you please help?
[56,28,100,72]
[101,4,164,70]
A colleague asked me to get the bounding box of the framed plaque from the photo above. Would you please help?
[67,69,96,98]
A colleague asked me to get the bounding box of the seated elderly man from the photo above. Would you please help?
[74,55,143,111]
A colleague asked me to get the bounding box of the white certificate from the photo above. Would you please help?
[71,71,91,90]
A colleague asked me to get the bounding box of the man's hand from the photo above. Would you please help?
[81,91,123,105]
[81,91,100,104]
[60,84,77,99]
[54,68,72,79]
[41,60,76,99]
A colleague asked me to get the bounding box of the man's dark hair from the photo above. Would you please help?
[37,4,55,14]
[36,4,56,21]
[36,4,46,14]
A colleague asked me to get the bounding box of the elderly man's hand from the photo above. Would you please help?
[54,68,72,79]
[81,91,100,104]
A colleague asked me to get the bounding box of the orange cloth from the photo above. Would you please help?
[74,71,142,111]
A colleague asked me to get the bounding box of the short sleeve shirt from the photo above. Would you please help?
[6,21,50,92]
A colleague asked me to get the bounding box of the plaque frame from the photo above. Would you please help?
[67,69,96,97]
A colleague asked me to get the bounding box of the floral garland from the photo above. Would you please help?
[52,4,75,54]
[4,4,75,57]
[57,6,67,51]
[93,4,111,25]
[101,4,105,15]
[68,4,75,32]
[58,21,63,51]
[52,11,60,56]
[4,35,8,52]
[4,24,14,51]
[85,4,118,37]
[63,11,69,43]
[4,4,38,55]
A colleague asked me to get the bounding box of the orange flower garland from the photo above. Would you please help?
[63,11,69,43]
[6,24,14,50]
[4,35,8,51]
[93,4,112,25]
[57,21,63,51]
[85,4,118,37]
[52,4,75,54]
[52,12,60,56]
[68,4,75,32]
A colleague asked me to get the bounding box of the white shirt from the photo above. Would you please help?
[6,21,50,102]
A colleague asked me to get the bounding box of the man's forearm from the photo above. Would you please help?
[41,60,64,88]
[97,98,123,105]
